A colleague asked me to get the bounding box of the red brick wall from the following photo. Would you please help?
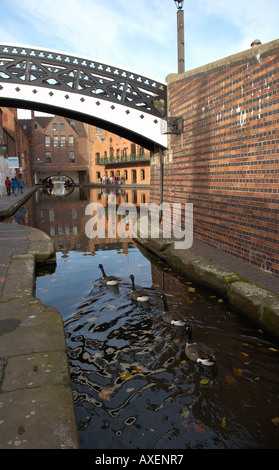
[151,39,279,276]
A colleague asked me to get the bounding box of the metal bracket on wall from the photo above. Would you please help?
[161,116,183,135]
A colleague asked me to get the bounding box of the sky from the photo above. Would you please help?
[1,0,278,118]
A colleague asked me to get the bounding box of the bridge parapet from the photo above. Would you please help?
[0,43,166,118]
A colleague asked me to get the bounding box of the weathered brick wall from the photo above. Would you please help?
[151,39,279,276]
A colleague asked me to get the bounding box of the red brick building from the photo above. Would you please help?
[91,126,150,185]
[23,113,94,185]
[151,39,279,276]
[0,107,32,195]
[19,113,150,186]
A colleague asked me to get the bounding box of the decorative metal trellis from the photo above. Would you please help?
[0,44,167,118]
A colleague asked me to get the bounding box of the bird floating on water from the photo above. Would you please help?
[185,324,216,366]
[129,274,150,302]
[160,293,187,327]
[98,264,119,286]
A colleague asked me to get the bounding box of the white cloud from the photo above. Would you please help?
[2,0,177,80]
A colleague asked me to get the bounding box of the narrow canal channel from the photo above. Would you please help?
[9,185,279,449]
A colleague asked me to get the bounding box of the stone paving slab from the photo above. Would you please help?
[0,385,78,449]
[2,351,71,392]
[0,299,68,357]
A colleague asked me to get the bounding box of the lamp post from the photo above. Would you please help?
[174,1,185,74]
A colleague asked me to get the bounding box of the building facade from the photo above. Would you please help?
[0,107,32,195]
[22,113,94,185]
[91,126,150,185]
[19,113,150,186]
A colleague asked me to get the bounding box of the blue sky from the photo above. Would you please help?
[1,0,278,116]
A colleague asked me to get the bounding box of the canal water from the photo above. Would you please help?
[8,185,279,449]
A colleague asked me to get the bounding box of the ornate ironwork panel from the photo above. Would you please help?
[0,44,167,117]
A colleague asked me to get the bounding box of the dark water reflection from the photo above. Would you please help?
[9,186,279,449]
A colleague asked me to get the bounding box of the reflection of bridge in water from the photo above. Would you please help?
[21,186,150,254]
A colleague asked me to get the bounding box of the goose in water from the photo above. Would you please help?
[160,293,187,327]
[185,324,216,366]
[129,274,150,302]
[98,264,119,286]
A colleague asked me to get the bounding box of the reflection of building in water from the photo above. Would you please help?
[26,187,150,254]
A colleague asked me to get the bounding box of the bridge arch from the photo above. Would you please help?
[0,43,168,151]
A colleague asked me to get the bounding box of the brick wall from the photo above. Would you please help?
[0,107,32,191]
[151,39,279,276]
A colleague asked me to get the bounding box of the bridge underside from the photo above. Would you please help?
[0,88,167,151]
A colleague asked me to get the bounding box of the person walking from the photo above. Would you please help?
[5,177,11,195]
[19,177,25,194]
[13,177,19,196]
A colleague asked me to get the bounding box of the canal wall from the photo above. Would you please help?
[151,38,279,277]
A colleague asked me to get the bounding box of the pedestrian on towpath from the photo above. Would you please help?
[19,177,25,194]
[5,177,11,195]
[13,177,19,196]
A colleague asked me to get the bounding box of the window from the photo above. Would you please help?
[45,135,50,147]
[46,152,52,163]
[60,123,65,131]
[141,169,145,180]
[124,170,127,180]
[95,153,100,164]
[69,152,75,163]
[69,135,74,147]
[52,123,58,131]
[96,128,102,135]
[61,136,66,147]
[53,136,59,147]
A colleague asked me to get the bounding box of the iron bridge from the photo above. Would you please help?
[0,43,168,150]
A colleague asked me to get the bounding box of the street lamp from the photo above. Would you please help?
[174,0,184,8]
[174,0,185,73]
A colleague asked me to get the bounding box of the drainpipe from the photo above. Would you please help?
[159,147,163,223]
